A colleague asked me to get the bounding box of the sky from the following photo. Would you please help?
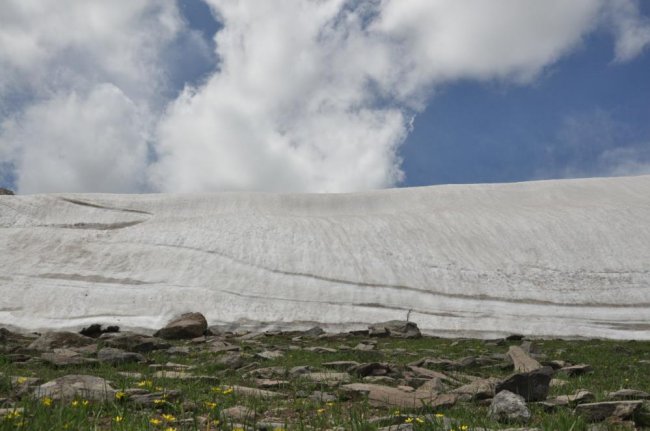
[0,0,649,194]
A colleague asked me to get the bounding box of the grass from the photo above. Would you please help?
[1,332,649,430]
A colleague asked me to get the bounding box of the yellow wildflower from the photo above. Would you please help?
[153,398,166,405]
[114,416,123,423]
[161,413,176,422]
[222,387,234,395]
[71,400,79,407]
[5,411,21,420]
[416,417,425,424]
[150,418,162,425]
[82,400,89,407]
[204,401,217,409]
[404,417,414,423]
[211,386,222,393]
[115,391,126,400]
[460,426,469,431]
[164,428,177,431]
[435,413,445,418]
[16,377,28,384]
[137,380,153,388]
[42,397,53,407]
[316,408,326,414]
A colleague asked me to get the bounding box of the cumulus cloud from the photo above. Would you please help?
[1,0,649,193]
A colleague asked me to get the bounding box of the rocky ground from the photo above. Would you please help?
[1,313,649,430]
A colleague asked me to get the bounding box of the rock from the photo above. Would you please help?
[34,375,116,401]
[40,349,98,367]
[559,364,592,377]
[354,342,376,351]
[574,400,643,423]
[302,326,325,337]
[129,390,181,407]
[350,362,391,377]
[539,390,595,410]
[79,324,119,338]
[416,377,447,393]
[208,340,239,353]
[304,346,338,353]
[256,350,284,360]
[507,346,542,373]
[28,332,94,351]
[406,365,459,384]
[451,377,501,401]
[309,391,337,402]
[154,312,208,340]
[104,333,170,353]
[221,405,255,422]
[97,347,144,365]
[495,366,553,402]
[378,425,413,431]
[255,379,288,389]
[606,389,650,400]
[0,188,14,195]
[227,385,285,399]
[215,352,245,369]
[488,390,531,423]
[368,321,421,338]
[340,383,458,409]
[303,372,351,385]
[289,365,311,376]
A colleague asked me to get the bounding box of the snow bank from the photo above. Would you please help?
[1,175,649,339]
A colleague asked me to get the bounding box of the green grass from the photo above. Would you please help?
[1,333,649,430]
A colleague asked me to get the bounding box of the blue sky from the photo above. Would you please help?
[1,1,649,193]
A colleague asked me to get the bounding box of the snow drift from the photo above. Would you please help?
[1,175,649,339]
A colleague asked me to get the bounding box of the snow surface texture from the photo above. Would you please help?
[1,175,649,339]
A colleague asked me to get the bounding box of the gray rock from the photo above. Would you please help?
[368,321,421,338]
[574,400,643,423]
[34,375,116,401]
[302,326,325,337]
[340,383,457,409]
[28,332,94,351]
[97,347,144,365]
[539,389,595,409]
[488,390,531,423]
[496,366,553,402]
[0,188,14,195]
[606,389,650,400]
[507,346,542,373]
[451,377,501,401]
[310,391,337,402]
[154,312,208,339]
[216,352,245,369]
[350,362,391,377]
[256,350,284,360]
[559,364,592,377]
[40,349,98,367]
[129,390,181,407]
[322,361,360,370]
[104,332,170,353]
[221,405,255,422]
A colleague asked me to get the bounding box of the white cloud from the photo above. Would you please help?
[2,84,150,194]
[1,0,649,193]
[606,0,650,62]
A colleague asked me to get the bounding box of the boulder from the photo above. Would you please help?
[496,366,553,402]
[79,324,119,338]
[451,377,501,401]
[104,333,170,353]
[0,188,14,195]
[607,389,650,400]
[33,375,116,401]
[488,390,531,423]
[368,321,421,338]
[28,332,94,351]
[40,349,98,367]
[154,312,208,339]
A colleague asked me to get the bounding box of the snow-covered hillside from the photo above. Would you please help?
[1,175,649,339]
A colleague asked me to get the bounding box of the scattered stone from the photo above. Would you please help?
[256,350,284,360]
[117,372,143,379]
[495,366,553,402]
[40,349,98,367]
[340,383,457,409]
[451,377,501,401]
[34,375,116,401]
[228,385,286,399]
[79,324,119,338]
[507,346,542,373]
[606,389,650,400]
[154,312,208,340]
[208,340,239,353]
[350,362,391,377]
[302,326,325,337]
[574,400,643,423]
[255,379,288,389]
[304,346,337,353]
[406,365,459,384]
[368,321,421,338]
[309,391,337,402]
[416,377,447,393]
[28,332,94,351]
[129,390,181,407]
[488,390,531,423]
[0,188,14,195]
[221,405,256,422]
[354,342,376,351]
[166,346,190,355]
[104,333,171,353]
[97,347,144,365]
[378,425,413,431]
[289,365,311,376]
[539,390,595,410]
[549,378,568,388]
[363,376,396,384]
[559,364,592,377]
[215,352,245,369]
[304,372,351,385]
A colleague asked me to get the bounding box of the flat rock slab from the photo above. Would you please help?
[97,347,144,365]
[451,377,501,401]
[607,389,650,400]
[574,400,643,422]
[228,385,286,399]
[34,375,116,401]
[539,389,594,409]
[40,349,98,367]
[341,383,458,409]
[303,372,351,385]
[28,332,94,351]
